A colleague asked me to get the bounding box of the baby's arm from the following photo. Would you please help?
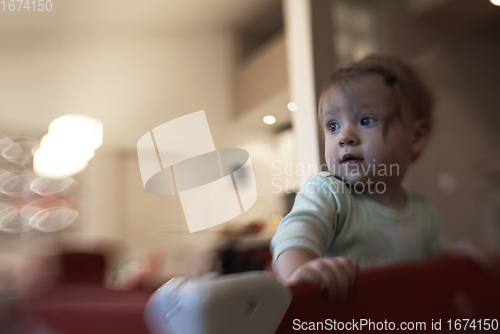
[275,248,356,300]
[271,174,356,299]
[274,248,317,280]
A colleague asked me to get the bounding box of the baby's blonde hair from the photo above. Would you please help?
[318,54,434,135]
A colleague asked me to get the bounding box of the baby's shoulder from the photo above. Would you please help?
[405,188,432,206]
[303,172,347,194]
[299,172,352,206]
[309,171,343,186]
[404,188,438,219]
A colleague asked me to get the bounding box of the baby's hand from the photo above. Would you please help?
[450,241,500,274]
[287,257,357,300]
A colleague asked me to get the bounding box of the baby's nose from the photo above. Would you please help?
[338,130,360,147]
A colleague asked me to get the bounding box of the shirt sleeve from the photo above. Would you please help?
[425,203,447,256]
[270,174,346,263]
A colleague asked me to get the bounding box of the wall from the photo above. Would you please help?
[379,1,500,245]
[0,26,290,273]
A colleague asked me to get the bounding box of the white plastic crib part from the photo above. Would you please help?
[144,271,292,334]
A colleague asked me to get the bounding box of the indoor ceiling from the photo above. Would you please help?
[0,0,279,31]
[0,0,288,151]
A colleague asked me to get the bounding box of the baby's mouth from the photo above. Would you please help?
[341,154,364,166]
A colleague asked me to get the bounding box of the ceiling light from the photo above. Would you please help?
[263,115,276,125]
[287,102,297,111]
[34,147,88,178]
[262,115,276,124]
[49,114,103,150]
[34,114,103,178]
[491,0,500,5]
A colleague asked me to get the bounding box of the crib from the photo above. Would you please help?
[145,254,500,334]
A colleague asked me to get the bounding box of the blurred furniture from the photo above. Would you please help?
[277,254,500,333]
[218,231,273,274]
[28,251,500,334]
[59,252,106,285]
[145,272,291,334]
[143,254,500,334]
[28,251,155,334]
[29,283,153,334]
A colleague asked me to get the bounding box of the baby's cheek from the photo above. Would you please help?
[324,144,338,164]
[363,140,385,161]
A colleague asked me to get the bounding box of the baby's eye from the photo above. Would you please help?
[329,122,340,133]
[360,117,375,126]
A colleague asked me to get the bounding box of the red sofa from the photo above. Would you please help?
[27,253,500,334]
[27,252,153,334]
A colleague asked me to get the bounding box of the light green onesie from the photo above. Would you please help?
[271,172,443,268]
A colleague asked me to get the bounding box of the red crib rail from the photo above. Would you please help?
[276,254,500,333]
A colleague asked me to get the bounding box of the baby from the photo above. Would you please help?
[271,55,442,299]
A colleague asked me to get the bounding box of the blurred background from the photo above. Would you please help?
[0,0,500,331]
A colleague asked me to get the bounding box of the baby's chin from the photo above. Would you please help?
[333,172,387,193]
[330,163,375,181]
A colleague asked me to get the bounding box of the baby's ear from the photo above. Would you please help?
[410,119,432,162]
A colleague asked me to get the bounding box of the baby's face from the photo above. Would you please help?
[321,75,415,187]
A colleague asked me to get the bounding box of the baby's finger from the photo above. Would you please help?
[336,257,356,287]
[313,259,340,300]
[323,257,356,288]
[451,242,497,270]
[328,259,350,299]
[288,265,323,288]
